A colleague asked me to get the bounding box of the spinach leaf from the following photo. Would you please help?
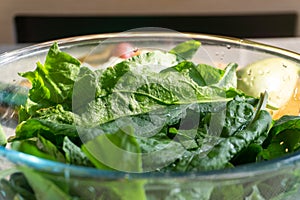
[10,110,78,143]
[21,168,73,200]
[196,63,225,86]
[215,62,238,89]
[99,50,178,95]
[19,42,81,117]
[70,178,147,200]
[230,143,263,165]
[260,116,300,160]
[187,110,272,171]
[0,172,36,200]
[62,136,93,167]
[137,132,187,171]
[78,63,233,127]
[161,61,236,88]
[220,95,255,137]
[11,134,66,163]
[96,103,189,138]
[0,124,6,146]
[161,61,224,87]
[82,126,142,172]
[265,115,300,140]
[169,40,201,60]
[96,179,147,200]
[210,184,244,200]
[10,104,78,143]
[5,39,300,200]
[164,182,214,200]
[96,40,201,97]
[162,95,258,172]
[9,40,285,177]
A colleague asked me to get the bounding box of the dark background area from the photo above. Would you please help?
[15,13,297,43]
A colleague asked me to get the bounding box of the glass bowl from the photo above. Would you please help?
[0,31,300,200]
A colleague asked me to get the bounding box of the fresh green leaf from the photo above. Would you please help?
[11,134,65,162]
[21,168,72,200]
[160,61,207,86]
[210,184,244,200]
[10,117,77,143]
[231,143,263,165]
[78,64,233,127]
[260,116,300,160]
[164,181,214,200]
[196,63,225,86]
[19,42,81,113]
[62,136,93,167]
[72,66,102,114]
[10,104,78,142]
[101,179,147,200]
[220,96,255,137]
[137,132,187,171]
[215,62,238,89]
[82,126,142,172]
[0,172,36,200]
[8,42,299,179]
[0,124,6,146]
[161,61,225,87]
[266,115,300,140]
[190,110,272,171]
[0,172,37,200]
[169,40,201,60]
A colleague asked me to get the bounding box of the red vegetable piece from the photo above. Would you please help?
[112,42,139,59]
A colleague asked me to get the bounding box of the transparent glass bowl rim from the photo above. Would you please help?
[1,32,300,180]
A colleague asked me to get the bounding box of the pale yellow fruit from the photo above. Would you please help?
[237,57,299,108]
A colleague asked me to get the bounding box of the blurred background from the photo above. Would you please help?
[0,0,300,44]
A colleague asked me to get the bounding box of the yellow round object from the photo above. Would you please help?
[237,57,299,108]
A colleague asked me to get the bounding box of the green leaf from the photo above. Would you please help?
[167,96,256,172]
[0,124,6,146]
[137,132,186,171]
[192,110,272,171]
[161,61,226,87]
[62,136,93,166]
[19,42,81,112]
[268,115,300,138]
[0,170,37,200]
[231,143,263,165]
[210,184,244,200]
[11,42,296,178]
[82,126,142,172]
[99,179,147,200]
[72,67,102,114]
[10,117,77,144]
[21,168,72,200]
[161,61,206,86]
[260,116,300,160]
[245,185,266,200]
[164,181,214,200]
[169,40,201,60]
[99,50,178,95]
[161,61,239,98]
[10,104,78,143]
[11,134,65,162]
[78,63,233,127]
[215,62,238,89]
[221,96,255,137]
[196,63,225,86]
